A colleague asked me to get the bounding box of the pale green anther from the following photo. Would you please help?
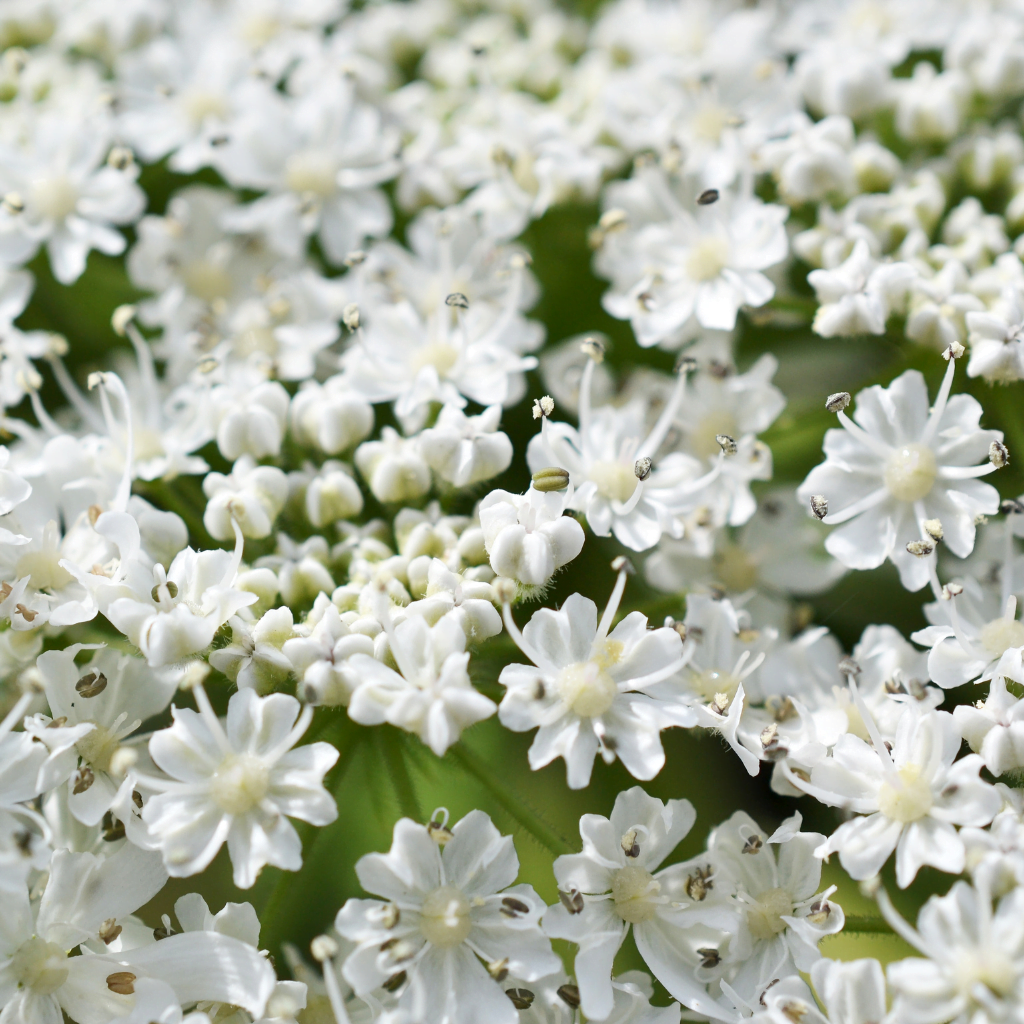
[532,467,570,492]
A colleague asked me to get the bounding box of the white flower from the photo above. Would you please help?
[758,114,857,205]
[0,117,146,283]
[302,461,365,529]
[290,376,375,455]
[336,811,560,1024]
[884,880,1024,1024]
[894,62,967,143]
[905,260,984,351]
[526,363,725,552]
[797,359,1002,591]
[355,427,433,505]
[256,535,335,609]
[793,707,1000,888]
[282,602,375,707]
[405,559,502,644]
[542,787,734,1023]
[706,811,844,1002]
[141,684,338,888]
[479,485,584,591]
[914,579,1024,688]
[497,563,692,788]
[418,404,513,488]
[345,594,495,755]
[212,380,291,462]
[751,958,886,1024]
[965,286,1024,382]
[954,678,1024,777]
[597,170,788,344]
[36,643,181,826]
[209,608,296,694]
[809,240,916,337]
[203,456,288,541]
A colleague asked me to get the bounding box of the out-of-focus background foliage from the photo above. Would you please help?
[23,102,1024,994]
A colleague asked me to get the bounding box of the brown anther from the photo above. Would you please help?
[742,833,763,855]
[990,440,1010,468]
[557,984,581,1009]
[15,604,37,622]
[558,887,585,914]
[506,989,535,1010]
[487,958,509,982]
[697,947,721,968]
[88,504,103,525]
[621,829,640,858]
[382,971,406,992]
[99,918,122,944]
[809,494,828,520]
[696,188,720,205]
[684,866,713,902]
[76,671,108,698]
[73,766,95,794]
[500,896,530,917]
[106,972,136,995]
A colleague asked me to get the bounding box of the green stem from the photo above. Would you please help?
[380,728,422,822]
[259,717,362,947]
[449,743,575,856]
[841,915,896,935]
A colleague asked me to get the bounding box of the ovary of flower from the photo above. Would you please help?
[797,356,1002,592]
[478,483,584,589]
[139,683,338,888]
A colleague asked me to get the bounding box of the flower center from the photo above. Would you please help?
[181,259,233,303]
[883,443,937,502]
[691,104,732,143]
[419,885,472,947]
[689,668,740,703]
[76,724,120,774]
[746,886,793,940]
[284,150,338,198]
[689,411,738,460]
[956,949,1018,1002]
[686,235,730,282]
[31,175,78,221]
[14,548,74,592]
[209,753,270,815]
[412,341,460,377]
[611,865,660,923]
[878,763,933,823]
[11,937,68,995]
[589,460,637,503]
[980,617,1024,658]
[557,661,618,717]
[712,543,758,593]
[182,89,228,126]
[233,325,278,360]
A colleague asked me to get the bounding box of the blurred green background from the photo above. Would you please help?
[18,155,1024,997]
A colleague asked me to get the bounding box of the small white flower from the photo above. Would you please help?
[290,376,375,455]
[893,62,967,143]
[209,608,296,693]
[792,706,1000,888]
[355,427,433,505]
[543,787,733,1023]
[418,404,513,488]
[965,286,1024,382]
[479,485,584,591]
[706,811,844,1002]
[336,811,560,1024]
[954,678,1024,778]
[141,685,338,888]
[203,456,288,541]
[797,358,1002,591]
[345,593,495,755]
[498,563,692,788]
[809,240,916,337]
[303,461,365,528]
[256,535,336,609]
[905,260,984,351]
[212,380,291,462]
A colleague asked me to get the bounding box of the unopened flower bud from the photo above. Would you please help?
[990,440,1010,468]
[825,391,851,412]
[716,434,738,455]
[923,519,943,542]
[532,466,570,492]
[532,395,554,419]
[906,539,935,557]
[809,495,828,520]
[342,303,360,331]
[634,456,652,481]
[445,292,469,309]
[111,305,136,337]
[696,188,720,205]
[943,340,965,361]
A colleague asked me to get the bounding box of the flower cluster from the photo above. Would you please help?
[2,0,1024,1022]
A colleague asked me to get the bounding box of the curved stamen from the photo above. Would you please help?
[637,365,688,461]
[848,677,899,783]
[578,356,595,462]
[266,702,314,764]
[822,486,888,526]
[501,601,560,677]
[48,355,106,431]
[191,679,234,758]
[372,586,420,683]
[875,885,933,957]
[0,690,33,743]
[777,761,877,813]
[938,464,998,480]
[920,354,957,447]
[596,564,630,642]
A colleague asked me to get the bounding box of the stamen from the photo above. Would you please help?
[500,600,560,677]
[822,486,888,526]
[191,679,233,758]
[920,353,957,446]
[837,410,894,459]
[637,359,690,460]
[596,558,632,641]
[875,885,932,956]
[847,677,898,782]
[0,689,34,743]
[311,938,352,1024]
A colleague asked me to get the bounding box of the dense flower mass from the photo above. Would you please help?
[3,0,1024,1022]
